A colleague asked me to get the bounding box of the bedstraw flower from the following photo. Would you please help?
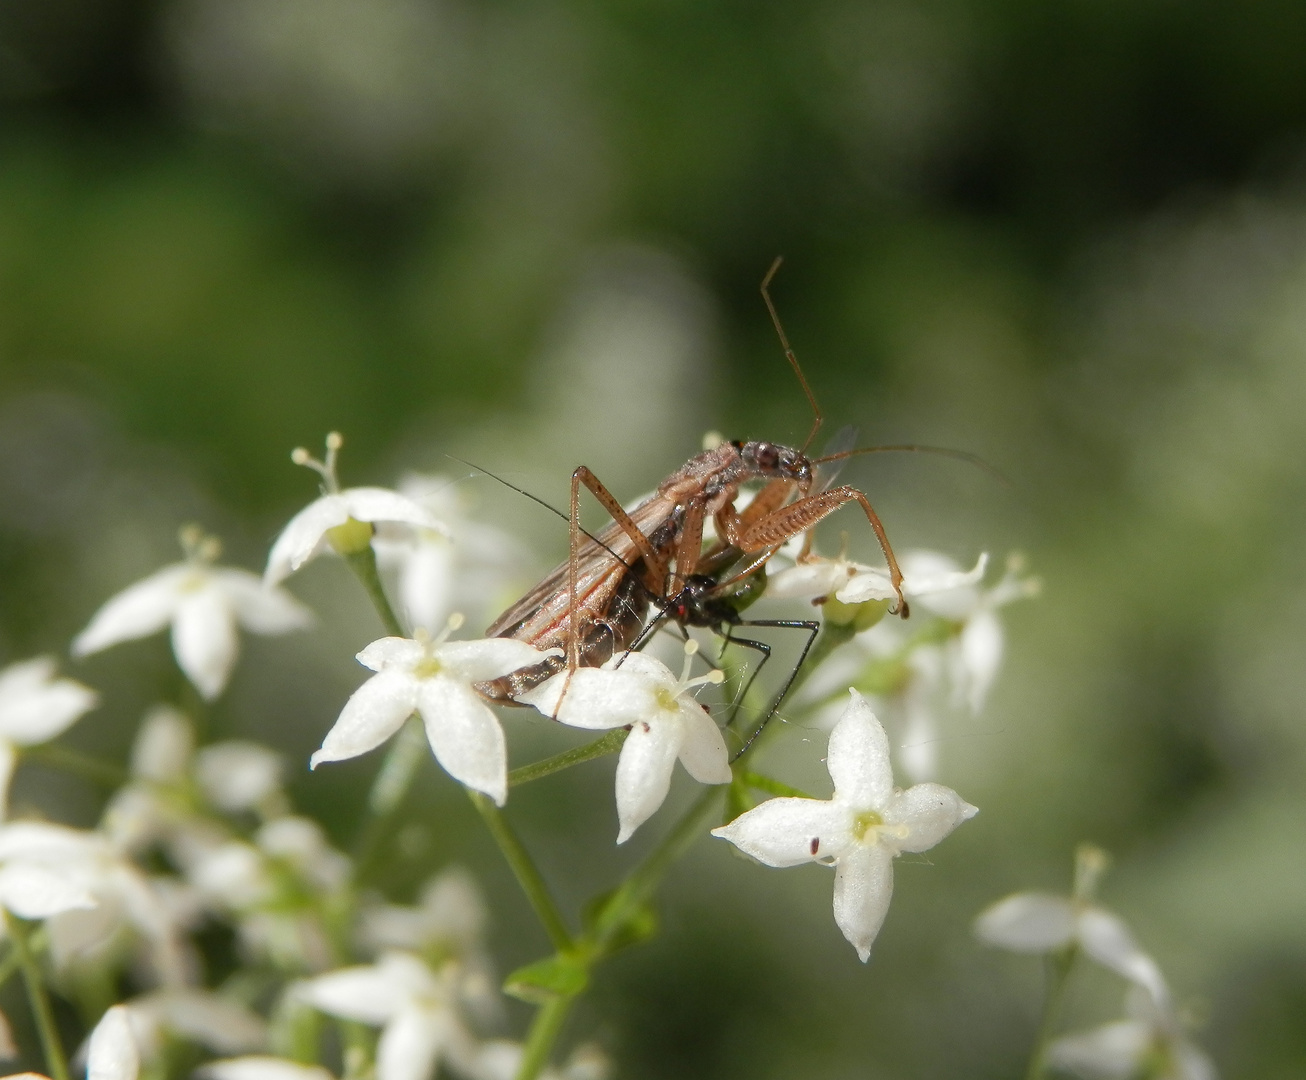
[520,644,732,843]
[265,433,445,586]
[311,617,553,806]
[712,690,976,961]
[0,657,97,819]
[73,526,311,701]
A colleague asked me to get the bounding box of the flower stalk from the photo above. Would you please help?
[6,913,69,1080]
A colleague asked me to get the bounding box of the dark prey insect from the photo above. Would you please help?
[474,258,909,706]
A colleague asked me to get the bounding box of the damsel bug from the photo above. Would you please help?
[475,258,908,710]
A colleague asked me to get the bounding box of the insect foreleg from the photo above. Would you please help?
[730,617,821,761]
[723,485,909,617]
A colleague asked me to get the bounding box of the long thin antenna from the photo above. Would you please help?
[761,256,823,453]
[447,456,640,570]
[810,443,1010,486]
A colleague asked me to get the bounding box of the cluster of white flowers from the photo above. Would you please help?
[976,847,1217,1079]
[0,427,1218,1080]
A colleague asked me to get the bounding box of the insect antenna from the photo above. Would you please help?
[811,443,1010,485]
[448,456,641,572]
[761,256,823,454]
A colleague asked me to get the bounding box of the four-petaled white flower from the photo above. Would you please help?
[975,884,1170,1007]
[712,690,976,961]
[521,647,732,843]
[311,626,553,806]
[0,657,98,819]
[373,474,530,634]
[1047,986,1217,1080]
[73,527,312,701]
[264,434,446,587]
[298,952,476,1080]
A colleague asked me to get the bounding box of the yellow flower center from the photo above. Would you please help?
[850,810,883,843]
[326,516,374,555]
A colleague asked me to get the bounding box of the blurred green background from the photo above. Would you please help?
[3,0,1306,1076]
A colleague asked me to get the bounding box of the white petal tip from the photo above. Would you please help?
[961,802,979,819]
[855,946,871,963]
[308,751,329,770]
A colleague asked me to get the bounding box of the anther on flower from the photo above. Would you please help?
[520,644,732,843]
[712,690,976,961]
[73,530,312,701]
[311,632,555,805]
[266,434,447,585]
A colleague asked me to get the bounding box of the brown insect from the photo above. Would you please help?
[475,257,908,704]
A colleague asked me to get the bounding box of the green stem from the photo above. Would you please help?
[20,745,126,787]
[509,730,628,787]
[6,915,68,1080]
[351,716,427,878]
[592,787,723,951]
[1024,947,1077,1080]
[468,791,573,953]
[740,771,814,799]
[514,996,574,1080]
[343,547,406,637]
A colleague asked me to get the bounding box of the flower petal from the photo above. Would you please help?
[613,716,682,844]
[264,496,349,586]
[356,637,425,673]
[195,743,283,813]
[674,703,731,785]
[882,782,977,853]
[973,893,1077,952]
[711,797,851,867]
[959,610,1003,714]
[768,559,859,600]
[200,1058,335,1080]
[87,1005,140,1080]
[341,488,446,532]
[522,667,658,729]
[1077,908,1170,1006]
[826,691,894,809]
[0,658,98,745]
[130,706,194,783]
[0,864,96,918]
[73,566,189,656]
[835,568,898,604]
[216,570,315,635]
[300,965,408,1024]
[375,1005,446,1080]
[172,587,239,701]
[1045,1020,1152,1079]
[435,639,555,683]
[138,989,268,1054]
[832,844,895,962]
[418,678,507,805]
[311,672,417,769]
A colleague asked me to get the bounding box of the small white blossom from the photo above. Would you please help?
[975,888,1169,1006]
[0,657,97,818]
[1048,986,1217,1080]
[712,691,976,961]
[264,434,445,586]
[373,474,530,634]
[0,822,191,984]
[521,646,732,844]
[74,527,312,701]
[299,952,476,1080]
[312,625,553,806]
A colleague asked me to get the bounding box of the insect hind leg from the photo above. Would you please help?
[729,618,821,762]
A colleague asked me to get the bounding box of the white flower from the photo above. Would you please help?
[975,888,1169,1006]
[312,629,553,806]
[299,952,476,1080]
[373,474,530,634]
[358,866,486,956]
[73,528,312,701]
[1048,986,1217,1080]
[0,822,191,985]
[712,690,976,961]
[521,647,732,843]
[264,434,445,586]
[0,657,97,818]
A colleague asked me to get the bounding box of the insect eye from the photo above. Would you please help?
[754,442,779,470]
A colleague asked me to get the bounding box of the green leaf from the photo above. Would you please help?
[503,954,589,1004]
